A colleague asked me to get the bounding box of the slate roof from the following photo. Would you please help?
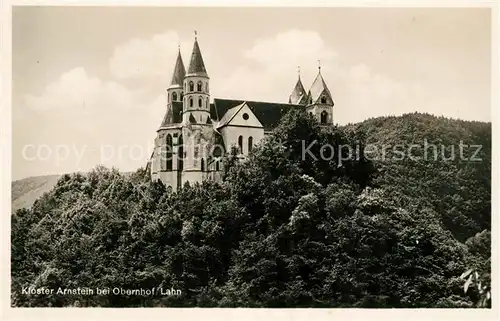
[159,101,183,127]
[211,98,305,131]
[159,98,307,130]
[216,102,247,128]
[187,38,208,76]
[288,77,307,105]
[308,71,333,104]
[170,50,186,87]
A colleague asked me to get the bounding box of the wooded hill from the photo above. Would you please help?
[11,110,491,307]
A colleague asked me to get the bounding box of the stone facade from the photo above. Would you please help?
[149,36,335,190]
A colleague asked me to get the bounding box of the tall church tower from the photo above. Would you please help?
[182,33,211,124]
[182,33,212,185]
[305,65,334,125]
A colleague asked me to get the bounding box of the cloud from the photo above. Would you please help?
[23,67,140,113]
[109,31,193,80]
[216,29,419,124]
[16,66,166,179]
[243,29,338,70]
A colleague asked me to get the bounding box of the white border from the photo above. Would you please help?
[1,1,498,320]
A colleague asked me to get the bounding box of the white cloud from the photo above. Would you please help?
[24,67,136,112]
[243,29,338,70]
[16,65,166,179]
[216,29,420,124]
[109,31,193,80]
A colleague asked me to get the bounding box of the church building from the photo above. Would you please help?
[149,35,335,190]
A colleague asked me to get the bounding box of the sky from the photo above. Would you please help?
[12,6,492,180]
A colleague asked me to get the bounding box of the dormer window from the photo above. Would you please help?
[321,96,327,104]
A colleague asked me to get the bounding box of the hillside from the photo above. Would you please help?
[349,113,491,242]
[11,172,136,212]
[11,175,61,212]
[11,111,491,308]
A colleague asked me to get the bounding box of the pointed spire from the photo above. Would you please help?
[308,67,333,105]
[187,33,208,76]
[170,47,186,87]
[288,66,307,105]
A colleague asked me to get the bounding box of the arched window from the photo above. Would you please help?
[206,82,209,92]
[172,92,178,101]
[321,96,327,104]
[189,81,194,92]
[201,158,205,171]
[180,92,184,100]
[166,134,173,170]
[189,98,193,107]
[206,98,209,109]
[177,135,184,171]
[215,160,220,171]
[238,135,243,154]
[198,97,202,107]
[321,111,328,124]
[197,81,203,92]
[248,136,253,153]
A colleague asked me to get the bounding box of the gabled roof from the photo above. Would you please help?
[170,49,186,87]
[211,98,305,131]
[159,101,183,127]
[216,102,246,128]
[308,70,333,104]
[187,38,208,76]
[288,77,307,105]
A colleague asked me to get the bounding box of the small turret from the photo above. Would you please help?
[288,66,307,105]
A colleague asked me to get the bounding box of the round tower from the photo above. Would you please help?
[183,33,211,125]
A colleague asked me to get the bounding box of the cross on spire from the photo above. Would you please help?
[318,59,321,72]
[194,30,197,39]
[297,66,301,79]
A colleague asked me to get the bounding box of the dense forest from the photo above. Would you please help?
[11,110,491,307]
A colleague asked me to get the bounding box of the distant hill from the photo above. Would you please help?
[11,171,136,212]
[11,175,61,212]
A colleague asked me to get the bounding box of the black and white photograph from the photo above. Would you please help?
[2,1,498,317]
